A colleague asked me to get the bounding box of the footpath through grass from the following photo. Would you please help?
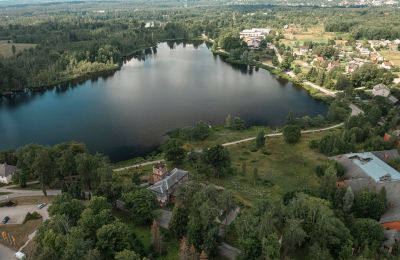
[196,129,337,206]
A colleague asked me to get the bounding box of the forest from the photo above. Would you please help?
[1,4,400,94]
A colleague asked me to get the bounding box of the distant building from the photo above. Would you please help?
[152,162,168,183]
[0,163,17,184]
[148,168,189,205]
[359,47,371,57]
[239,28,271,39]
[373,84,391,98]
[380,61,393,70]
[332,150,400,230]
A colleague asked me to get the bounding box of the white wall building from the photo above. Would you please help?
[0,163,17,184]
[372,84,391,98]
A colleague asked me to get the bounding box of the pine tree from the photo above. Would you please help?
[241,161,247,175]
[225,114,233,129]
[343,186,354,213]
[255,130,266,149]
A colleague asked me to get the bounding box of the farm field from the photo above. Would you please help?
[281,25,348,46]
[380,50,400,66]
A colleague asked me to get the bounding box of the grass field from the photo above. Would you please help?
[282,25,348,47]
[380,50,400,67]
[0,42,36,58]
[0,219,42,251]
[200,129,336,206]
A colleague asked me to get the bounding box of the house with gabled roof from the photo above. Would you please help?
[148,168,189,205]
[0,163,17,184]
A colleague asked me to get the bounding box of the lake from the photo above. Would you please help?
[0,42,328,162]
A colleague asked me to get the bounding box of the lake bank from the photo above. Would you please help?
[0,42,329,162]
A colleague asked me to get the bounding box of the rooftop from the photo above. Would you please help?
[148,168,188,196]
[344,152,400,183]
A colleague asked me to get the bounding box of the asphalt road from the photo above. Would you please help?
[0,244,15,260]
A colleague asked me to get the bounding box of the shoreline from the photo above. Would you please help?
[211,48,334,103]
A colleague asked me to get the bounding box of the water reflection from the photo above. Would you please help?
[0,42,328,162]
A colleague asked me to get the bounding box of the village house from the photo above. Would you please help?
[327,61,340,72]
[373,84,391,97]
[0,163,17,184]
[372,84,399,104]
[293,46,309,57]
[359,47,371,57]
[345,59,365,73]
[148,168,189,205]
[380,61,393,70]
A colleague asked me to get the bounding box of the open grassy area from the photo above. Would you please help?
[380,50,400,67]
[0,219,42,251]
[282,25,348,47]
[0,42,36,58]
[205,129,337,206]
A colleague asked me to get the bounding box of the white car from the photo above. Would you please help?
[37,203,47,209]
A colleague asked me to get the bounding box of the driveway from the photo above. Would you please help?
[0,244,15,260]
[0,204,50,225]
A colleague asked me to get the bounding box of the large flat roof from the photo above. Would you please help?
[344,152,400,183]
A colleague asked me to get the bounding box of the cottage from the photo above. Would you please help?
[380,61,393,70]
[148,168,189,205]
[372,84,391,98]
[0,163,17,184]
[359,47,371,57]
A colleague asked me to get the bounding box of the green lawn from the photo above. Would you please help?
[204,130,337,206]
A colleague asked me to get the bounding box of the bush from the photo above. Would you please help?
[23,211,42,223]
[0,200,17,207]
[283,125,301,144]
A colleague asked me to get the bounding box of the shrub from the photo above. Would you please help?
[23,211,42,223]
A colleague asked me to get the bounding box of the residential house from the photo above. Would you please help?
[373,84,391,97]
[359,47,371,57]
[0,163,17,184]
[152,162,168,183]
[380,61,393,70]
[327,61,340,72]
[393,78,400,85]
[148,168,189,205]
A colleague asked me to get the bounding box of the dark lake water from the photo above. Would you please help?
[0,42,328,162]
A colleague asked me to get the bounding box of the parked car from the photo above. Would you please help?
[2,216,10,224]
[37,203,47,209]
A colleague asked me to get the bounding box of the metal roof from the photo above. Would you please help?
[345,152,400,183]
[148,168,188,196]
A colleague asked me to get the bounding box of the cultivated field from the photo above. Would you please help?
[380,50,400,67]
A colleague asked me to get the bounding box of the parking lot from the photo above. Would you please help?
[0,204,49,225]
